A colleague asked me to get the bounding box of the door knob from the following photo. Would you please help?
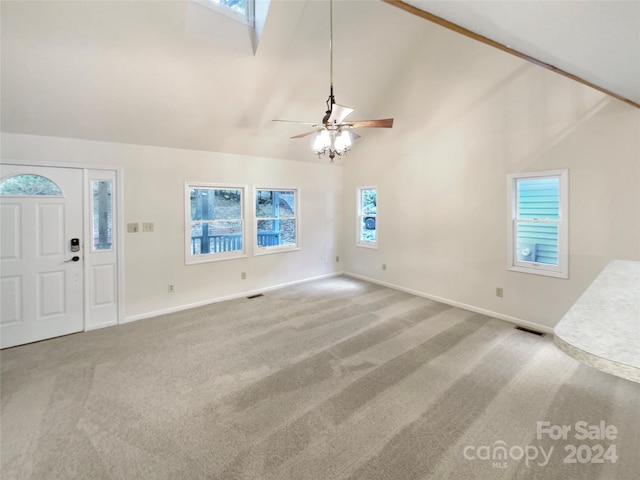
[64,256,80,263]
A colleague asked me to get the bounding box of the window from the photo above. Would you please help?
[357,186,377,248]
[254,188,299,254]
[185,183,246,264]
[507,170,568,278]
[196,0,254,26]
[0,174,62,196]
[91,180,113,251]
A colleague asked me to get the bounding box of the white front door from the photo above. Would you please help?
[1,165,84,348]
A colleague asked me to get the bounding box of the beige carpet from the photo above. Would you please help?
[1,276,638,479]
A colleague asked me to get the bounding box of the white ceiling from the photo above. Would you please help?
[404,0,640,107]
[1,0,638,163]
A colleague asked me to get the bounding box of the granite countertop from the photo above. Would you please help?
[554,259,640,383]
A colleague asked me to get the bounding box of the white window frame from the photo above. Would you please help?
[185,182,247,265]
[253,187,300,255]
[194,0,255,26]
[507,169,569,279]
[356,185,378,249]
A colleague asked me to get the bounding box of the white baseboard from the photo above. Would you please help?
[121,270,553,335]
[122,272,343,325]
[344,272,555,335]
[85,321,118,332]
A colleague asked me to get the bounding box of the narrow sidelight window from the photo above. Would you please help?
[91,180,113,251]
[357,186,378,248]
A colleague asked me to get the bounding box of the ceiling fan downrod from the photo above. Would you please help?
[271,0,394,162]
[323,0,336,125]
[323,85,336,124]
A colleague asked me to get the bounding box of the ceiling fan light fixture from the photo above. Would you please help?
[334,128,353,152]
[311,128,331,153]
[273,0,393,163]
[311,127,353,161]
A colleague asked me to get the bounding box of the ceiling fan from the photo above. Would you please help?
[273,0,393,162]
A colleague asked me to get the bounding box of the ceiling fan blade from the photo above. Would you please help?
[327,104,354,124]
[273,119,318,126]
[344,118,394,129]
[290,129,321,139]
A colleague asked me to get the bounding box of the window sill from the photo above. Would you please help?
[508,264,568,279]
[186,253,248,265]
[356,242,378,250]
[253,246,300,256]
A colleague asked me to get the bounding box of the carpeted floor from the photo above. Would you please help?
[1,276,639,479]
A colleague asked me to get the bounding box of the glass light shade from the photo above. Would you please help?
[311,127,354,158]
[311,129,331,153]
[334,129,352,153]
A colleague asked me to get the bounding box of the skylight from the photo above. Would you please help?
[198,0,254,26]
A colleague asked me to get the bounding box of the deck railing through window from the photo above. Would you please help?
[191,231,281,254]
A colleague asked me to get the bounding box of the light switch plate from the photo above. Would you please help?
[127,223,139,233]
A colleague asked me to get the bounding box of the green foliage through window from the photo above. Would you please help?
[188,186,244,258]
[92,180,113,250]
[255,189,297,249]
[0,174,62,196]
[358,187,377,246]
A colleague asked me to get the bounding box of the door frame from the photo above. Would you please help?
[1,159,125,332]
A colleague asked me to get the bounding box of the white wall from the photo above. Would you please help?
[1,133,343,321]
[2,20,639,333]
[342,25,640,331]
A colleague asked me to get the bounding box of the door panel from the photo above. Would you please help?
[38,204,65,256]
[0,165,84,348]
[0,204,21,259]
[92,264,116,307]
[0,276,21,325]
[38,270,66,318]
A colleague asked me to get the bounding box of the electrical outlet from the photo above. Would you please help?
[496,287,503,298]
[168,284,174,293]
[241,272,246,280]
[143,222,154,232]
[336,255,340,263]
[382,264,387,271]
[127,223,139,233]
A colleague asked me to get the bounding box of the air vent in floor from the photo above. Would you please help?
[515,326,546,336]
[247,294,264,299]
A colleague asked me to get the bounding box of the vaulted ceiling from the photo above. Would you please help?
[2,0,638,163]
[402,0,639,107]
